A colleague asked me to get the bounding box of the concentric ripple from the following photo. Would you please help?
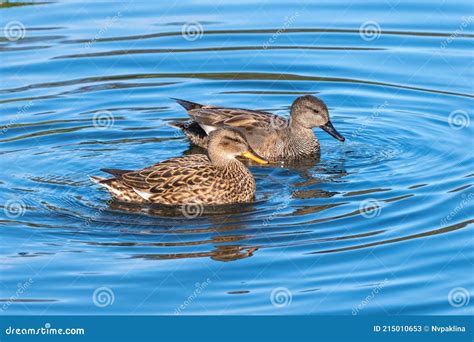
[0,0,472,315]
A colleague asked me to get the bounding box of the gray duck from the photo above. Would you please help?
[169,95,345,162]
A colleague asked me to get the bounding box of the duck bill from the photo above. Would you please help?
[242,150,268,164]
[320,121,345,142]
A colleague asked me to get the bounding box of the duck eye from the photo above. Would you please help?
[305,105,319,114]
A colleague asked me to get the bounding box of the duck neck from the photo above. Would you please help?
[288,120,316,140]
[208,152,246,173]
[281,121,319,157]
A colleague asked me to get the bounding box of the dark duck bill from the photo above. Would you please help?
[320,120,345,142]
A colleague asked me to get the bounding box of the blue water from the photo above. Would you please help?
[0,0,473,315]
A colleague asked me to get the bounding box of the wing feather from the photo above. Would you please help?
[188,106,287,131]
[120,155,213,196]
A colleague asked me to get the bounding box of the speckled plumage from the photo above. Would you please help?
[169,95,345,162]
[90,129,264,205]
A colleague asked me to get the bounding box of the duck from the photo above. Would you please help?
[169,95,345,162]
[90,128,268,205]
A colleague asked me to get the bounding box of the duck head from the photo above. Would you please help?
[290,95,345,142]
[208,128,268,164]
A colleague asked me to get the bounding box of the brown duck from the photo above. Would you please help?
[169,95,345,162]
[90,129,268,205]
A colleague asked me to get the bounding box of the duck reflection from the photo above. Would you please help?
[93,200,260,262]
[133,245,259,262]
[107,199,258,217]
[247,153,348,202]
[88,147,348,262]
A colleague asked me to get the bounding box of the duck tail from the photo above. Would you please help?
[89,176,106,184]
[90,176,118,187]
[167,120,189,130]
[167,120,209,148]
[171,98,203,111]
[100,168,130,179]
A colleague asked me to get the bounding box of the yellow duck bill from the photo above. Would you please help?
[241,150,268,164]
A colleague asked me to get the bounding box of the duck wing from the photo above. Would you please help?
[119,154,214,200]
[172,98,287,133]
[188,106,288,133]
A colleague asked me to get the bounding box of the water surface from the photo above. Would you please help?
[0,0,473,315]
